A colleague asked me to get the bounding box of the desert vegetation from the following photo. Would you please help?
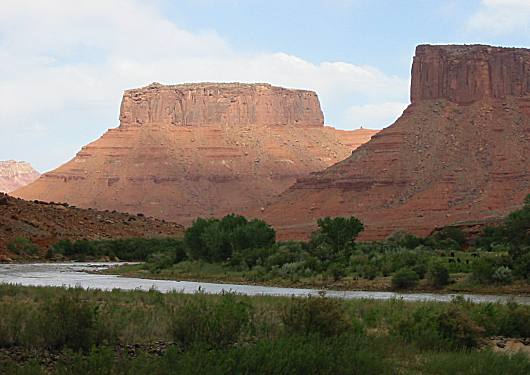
[86,195,529,294]
[0,284,529,374]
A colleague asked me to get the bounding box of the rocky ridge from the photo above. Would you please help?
[262,44,530,240]
[0,161,40,193]
[0,193,183,259]
[14,83,377,223]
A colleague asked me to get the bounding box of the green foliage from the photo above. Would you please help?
[392,304,485,350]
[426,227,466,250]
[514,253,530,280]
[310,216,364,259]
[49,237,183,262]
[282,297,353,338]
[470,257,512,284]
[391,268,419,290]
[185,215,275,262]
[424,351,530,375]
[492,266,513,285]
[386,231,422,249]
[7,237,39,256]
[169,294,252,349]
[36,295,112,352]
[2,285,530,374]
[427,262,450,288]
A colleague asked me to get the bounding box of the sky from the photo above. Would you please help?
[1,0,530,171]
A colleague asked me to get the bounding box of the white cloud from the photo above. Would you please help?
[468,0,530,34]
[345,102,408,129]
[0,0,407,170]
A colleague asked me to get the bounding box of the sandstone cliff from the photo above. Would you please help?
[262,44,530,240]
[14,83,377,223]
[0,161,40,193]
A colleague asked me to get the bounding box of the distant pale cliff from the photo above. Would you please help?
[0,161,40,193]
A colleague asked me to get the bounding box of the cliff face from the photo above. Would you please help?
[0,161,40,193]
[120,83,324,128]
[411,44,530,104]
[14,83,377,224]
[262,45,530,240]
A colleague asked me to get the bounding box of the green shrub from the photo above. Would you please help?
[426,227,466,250]
[492,266,513,284]
[386,231,422,249]
[514,252,530,280]
[424,351,530,375]
[282,297,353,337]
[470,257,497,284]
[36,295,110,352]
[427,262,450,288]
[169,294,252,349]
[7,237,39,256]
[391,268,419,290]
[497,303,530,337]
[392,305,485,350]
[436,307,485,349]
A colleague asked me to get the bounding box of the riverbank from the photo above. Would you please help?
[0,284,529,374]
[104,262,530,297]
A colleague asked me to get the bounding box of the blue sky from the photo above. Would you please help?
[1,0,530,171]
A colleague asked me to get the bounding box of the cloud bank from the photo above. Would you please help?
[468,0,530,34]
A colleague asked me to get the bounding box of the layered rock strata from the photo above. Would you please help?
[14,83,377,223]
[262,45,530,240]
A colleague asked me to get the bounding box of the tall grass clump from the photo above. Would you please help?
[169,293,253,349]
[282,296,357,337]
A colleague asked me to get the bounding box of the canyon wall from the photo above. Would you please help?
[14,83,377,224]
[411,44,530,104]
[263,44,530,240]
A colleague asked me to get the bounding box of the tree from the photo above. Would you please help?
[310,216,364,258]
[185,217,218,260]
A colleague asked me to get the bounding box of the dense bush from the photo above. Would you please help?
[169,294,252,349]
[427,262,450,288]
[185,215,275,262]
[282,297,353,338]
[7,237,39,256]
[391,268,419,290]
[36,295,113,352]
[392,304,485,350]
[49,237,184,262]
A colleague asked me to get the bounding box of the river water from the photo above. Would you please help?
[0,262,529,304]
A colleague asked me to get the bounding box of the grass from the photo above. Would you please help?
[0,284,529,374]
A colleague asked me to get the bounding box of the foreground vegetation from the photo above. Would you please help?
[11,195,530,294]
[0,284,529,374]
[97,195,530,294]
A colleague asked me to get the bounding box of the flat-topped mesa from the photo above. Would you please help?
[411,44,530,104]
[119,82,324,128]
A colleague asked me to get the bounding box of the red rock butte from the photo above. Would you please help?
[14,82,377,223]
[262,44,530,240]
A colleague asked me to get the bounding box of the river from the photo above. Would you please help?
[1,262,529,304]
